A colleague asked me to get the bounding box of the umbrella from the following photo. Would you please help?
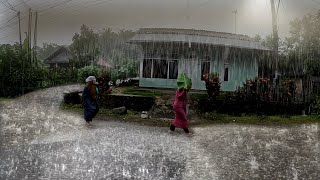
[177,73,192,90]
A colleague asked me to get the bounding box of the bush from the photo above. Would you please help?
[280,79,297,103]
[77,65,99,83]
[203,73,221,100]
[97,76,111,94]
[236,77,298,104]
[111,61,138,83]
[310,96,320,115]
[46,67,78,86]
[237,77,272,103]
[0,43,48,97]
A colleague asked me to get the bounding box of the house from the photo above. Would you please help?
[129,28,269,91]
[43,46,73,68]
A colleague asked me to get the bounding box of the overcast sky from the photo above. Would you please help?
[0,0,319,46]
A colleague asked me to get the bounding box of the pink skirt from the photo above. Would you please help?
[172,107,188,129]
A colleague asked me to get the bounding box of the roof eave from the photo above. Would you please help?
[129,39,270,51]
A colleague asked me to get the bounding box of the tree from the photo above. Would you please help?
[0,41,47,97]
[70,24,100,66]
[284,10,320,76]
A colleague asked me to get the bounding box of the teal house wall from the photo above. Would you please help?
[130,28,268,92]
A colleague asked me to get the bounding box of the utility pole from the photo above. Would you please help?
[270,0,279,79]
[27,9,30,63]
[29,8,32,63]
[18,11,24,95]
[232,10,237,34]
[33,11,38,64]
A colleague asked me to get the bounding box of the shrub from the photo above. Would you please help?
[280,79,297,103]
[0,43,49,97]
[111,61,138,83]
[310,96,320,115]
[237,77,272,103]
[77,65,99,83]
[203,73,221,100]
[97,76,111,94]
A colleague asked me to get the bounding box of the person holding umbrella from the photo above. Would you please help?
[170,73,192,135]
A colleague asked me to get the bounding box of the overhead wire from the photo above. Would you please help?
[0,0,75,43]
[38,0,113,25]
[311,0,320,5]
[0,0,33,15]
[39,0,72,13]
[2,0,16,11]
[39,0,112,16]
[18,0,30,8]
[1,0,113,43]
[0,14,17,29]
[0,0,61,31]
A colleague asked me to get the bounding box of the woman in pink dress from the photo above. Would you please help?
[170,86,190,134]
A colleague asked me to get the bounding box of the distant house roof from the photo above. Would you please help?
[43,46,73,64]
[129,28,269,51]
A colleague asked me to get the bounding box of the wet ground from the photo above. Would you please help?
[0,85,319,179]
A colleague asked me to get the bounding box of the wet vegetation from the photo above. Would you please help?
[2,11,320,118]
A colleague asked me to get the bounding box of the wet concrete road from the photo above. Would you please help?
[0,85,319,179]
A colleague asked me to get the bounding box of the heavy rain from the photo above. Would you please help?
[0,0,319,179]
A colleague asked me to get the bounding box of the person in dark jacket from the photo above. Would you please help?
[82,76,99,127]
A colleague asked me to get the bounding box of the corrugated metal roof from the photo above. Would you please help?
[130,28,269,51]
[138,28,253,41]
[43,46,73,64]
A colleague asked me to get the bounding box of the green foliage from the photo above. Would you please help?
[310,96,320,115]
[237,77,299,104]
[203,73,221,99]
[0,43,48,97]
[111,61,139,82]
[283,11,320,75]
[70,25,142,79]
[99,69,112,78]
[306,59,320,76]
[70,24,100,64]
[46,67,78,86]
[77,65,99,83]
[237,77,272,102]
[280,79,297,103]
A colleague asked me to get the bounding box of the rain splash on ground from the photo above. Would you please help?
[0,85,319,179]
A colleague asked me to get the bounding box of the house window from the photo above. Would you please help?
[153,59,168,78]
[169,60,178,79]
[171,52,179,59]
[201,61,210,80]
[143,59,152,78]
[224,67,229,81]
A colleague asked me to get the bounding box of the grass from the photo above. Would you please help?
[60,103,171,127]
[61,103,320,127]
[0,97,12,102]
[199,112,320,126]
[122,87,162,97]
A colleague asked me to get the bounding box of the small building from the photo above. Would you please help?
[129,28,269,91]
[43,46,73,68]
